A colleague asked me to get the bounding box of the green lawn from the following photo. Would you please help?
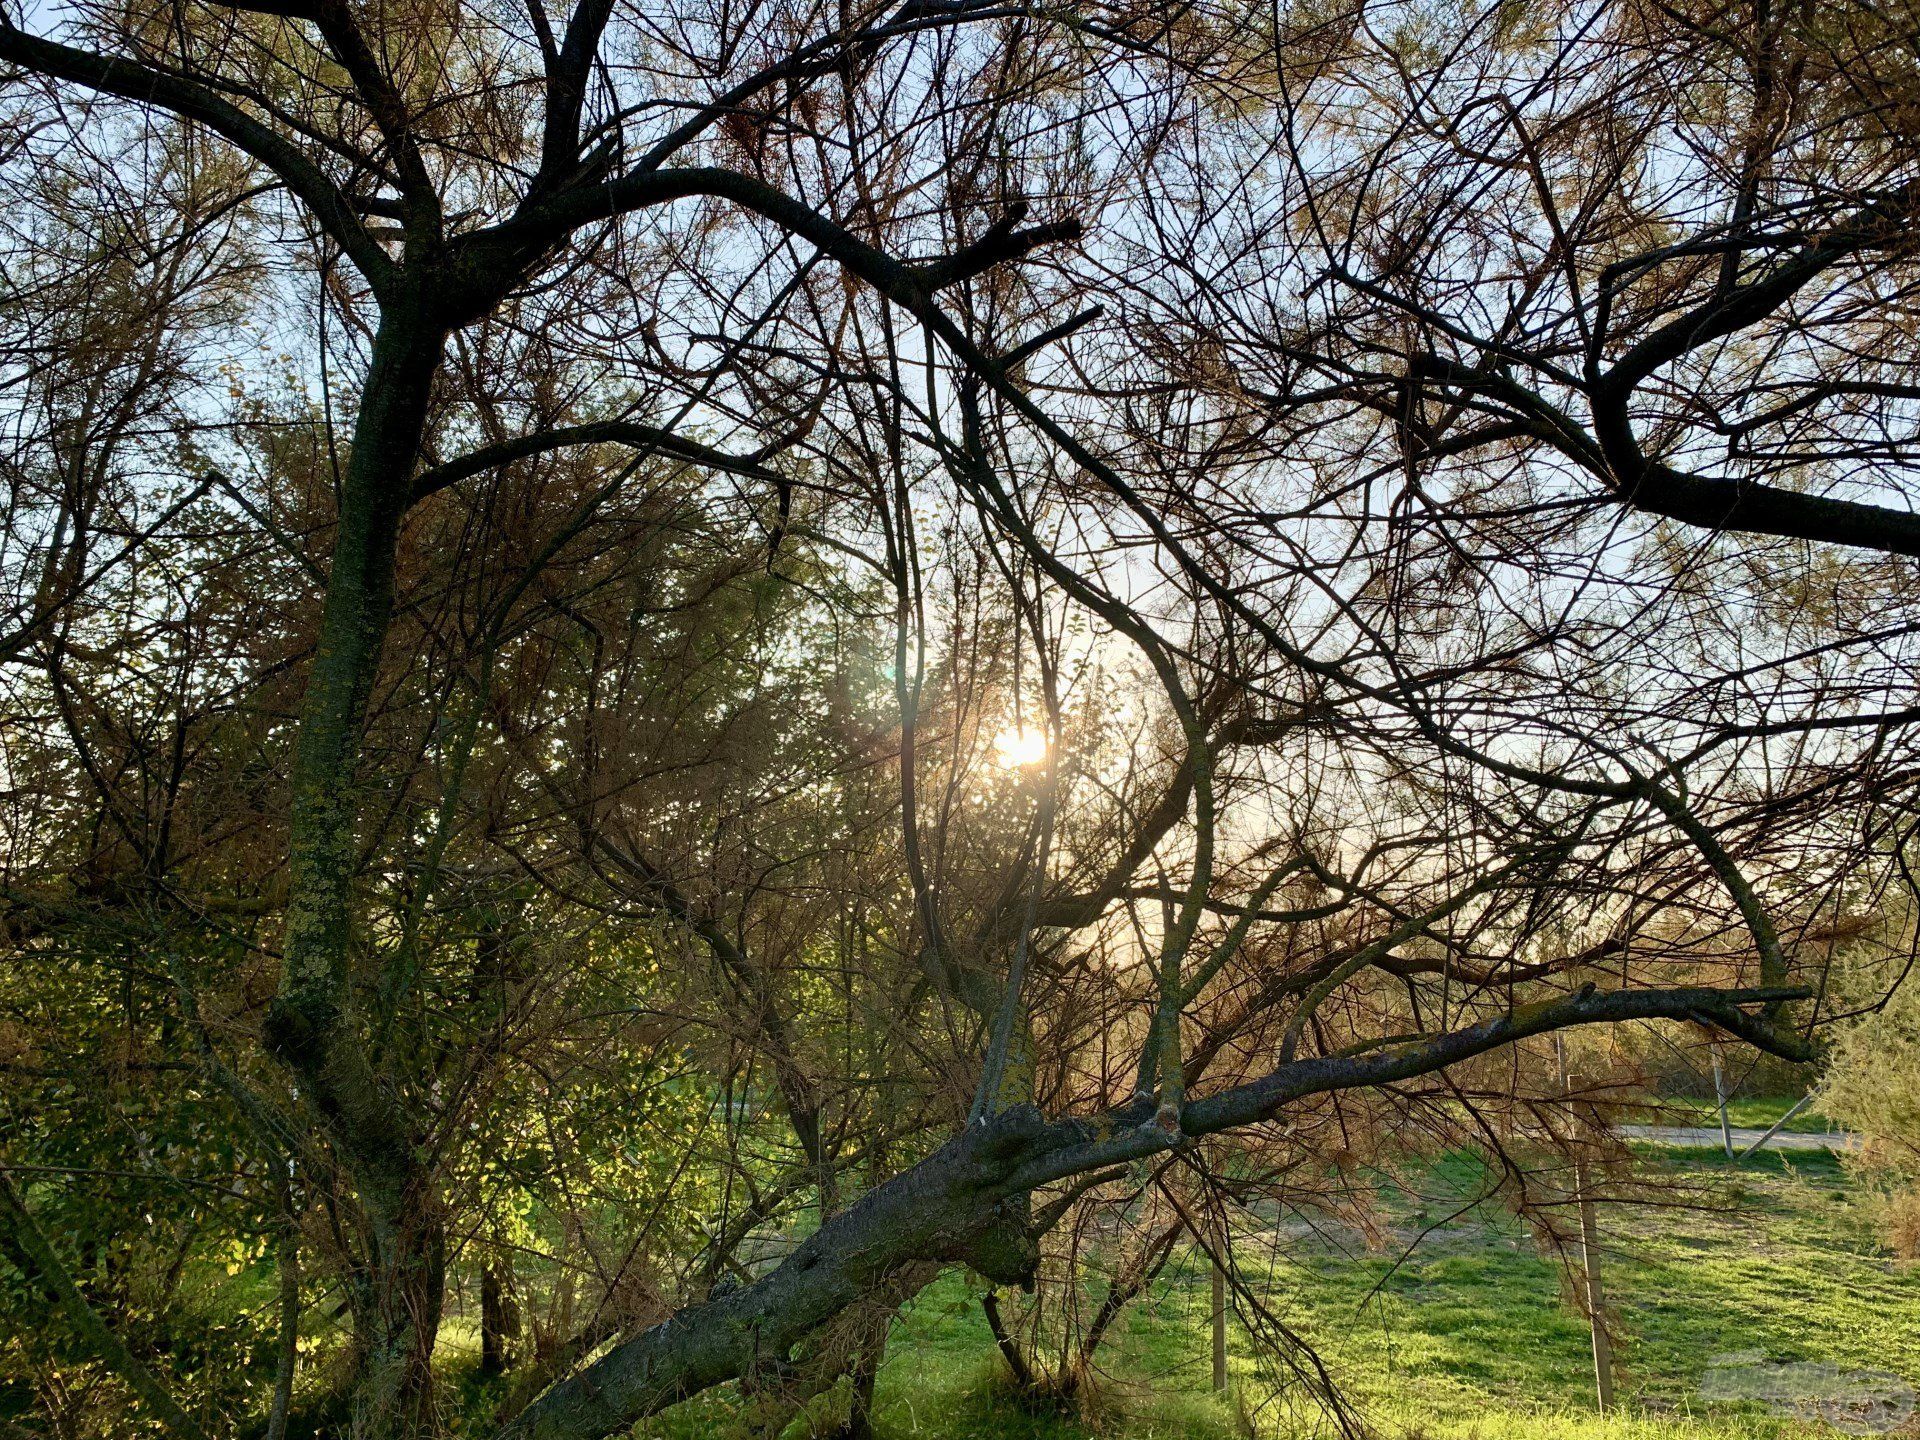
[456,1141,1909,1440]
[834,1146,1912,1440]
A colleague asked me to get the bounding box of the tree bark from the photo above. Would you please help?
[261,304,450,1440]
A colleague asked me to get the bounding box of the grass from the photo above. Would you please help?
[836,1145,1914,1440]
[61,1097,1886,1440]
[1248,1147,1913,1437]
[436,1136,1906,1440]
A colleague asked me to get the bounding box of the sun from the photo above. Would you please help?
[992,725,1049,768]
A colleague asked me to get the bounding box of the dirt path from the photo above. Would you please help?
[1617,1124,1851,1152]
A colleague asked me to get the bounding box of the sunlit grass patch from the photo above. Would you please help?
[869,1146,1917,1440]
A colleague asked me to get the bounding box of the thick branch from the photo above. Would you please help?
[1411,353,1920,557]
[469,165,1072,310]
[494,981,1806,1440]
[1591,452,1920,557]
[1585,181,1920,555]
[1600,181,1920,393]
[0,21,394,287]
[531,0,616,192]
[411,420,788,503]
[1176,983,1812,1147]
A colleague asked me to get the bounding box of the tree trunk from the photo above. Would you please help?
[273,309,442,1038]
[840,1327,884,1440]
[263,305,449,1440]
[350,1194,448,1440]
[981,1289,1034,1391]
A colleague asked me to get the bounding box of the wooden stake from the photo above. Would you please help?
[1710,1042,1733,1159]
[1211,1255,1228,1393]
[1566,1072,1616,1414]
[1735,1092,1818,1160]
